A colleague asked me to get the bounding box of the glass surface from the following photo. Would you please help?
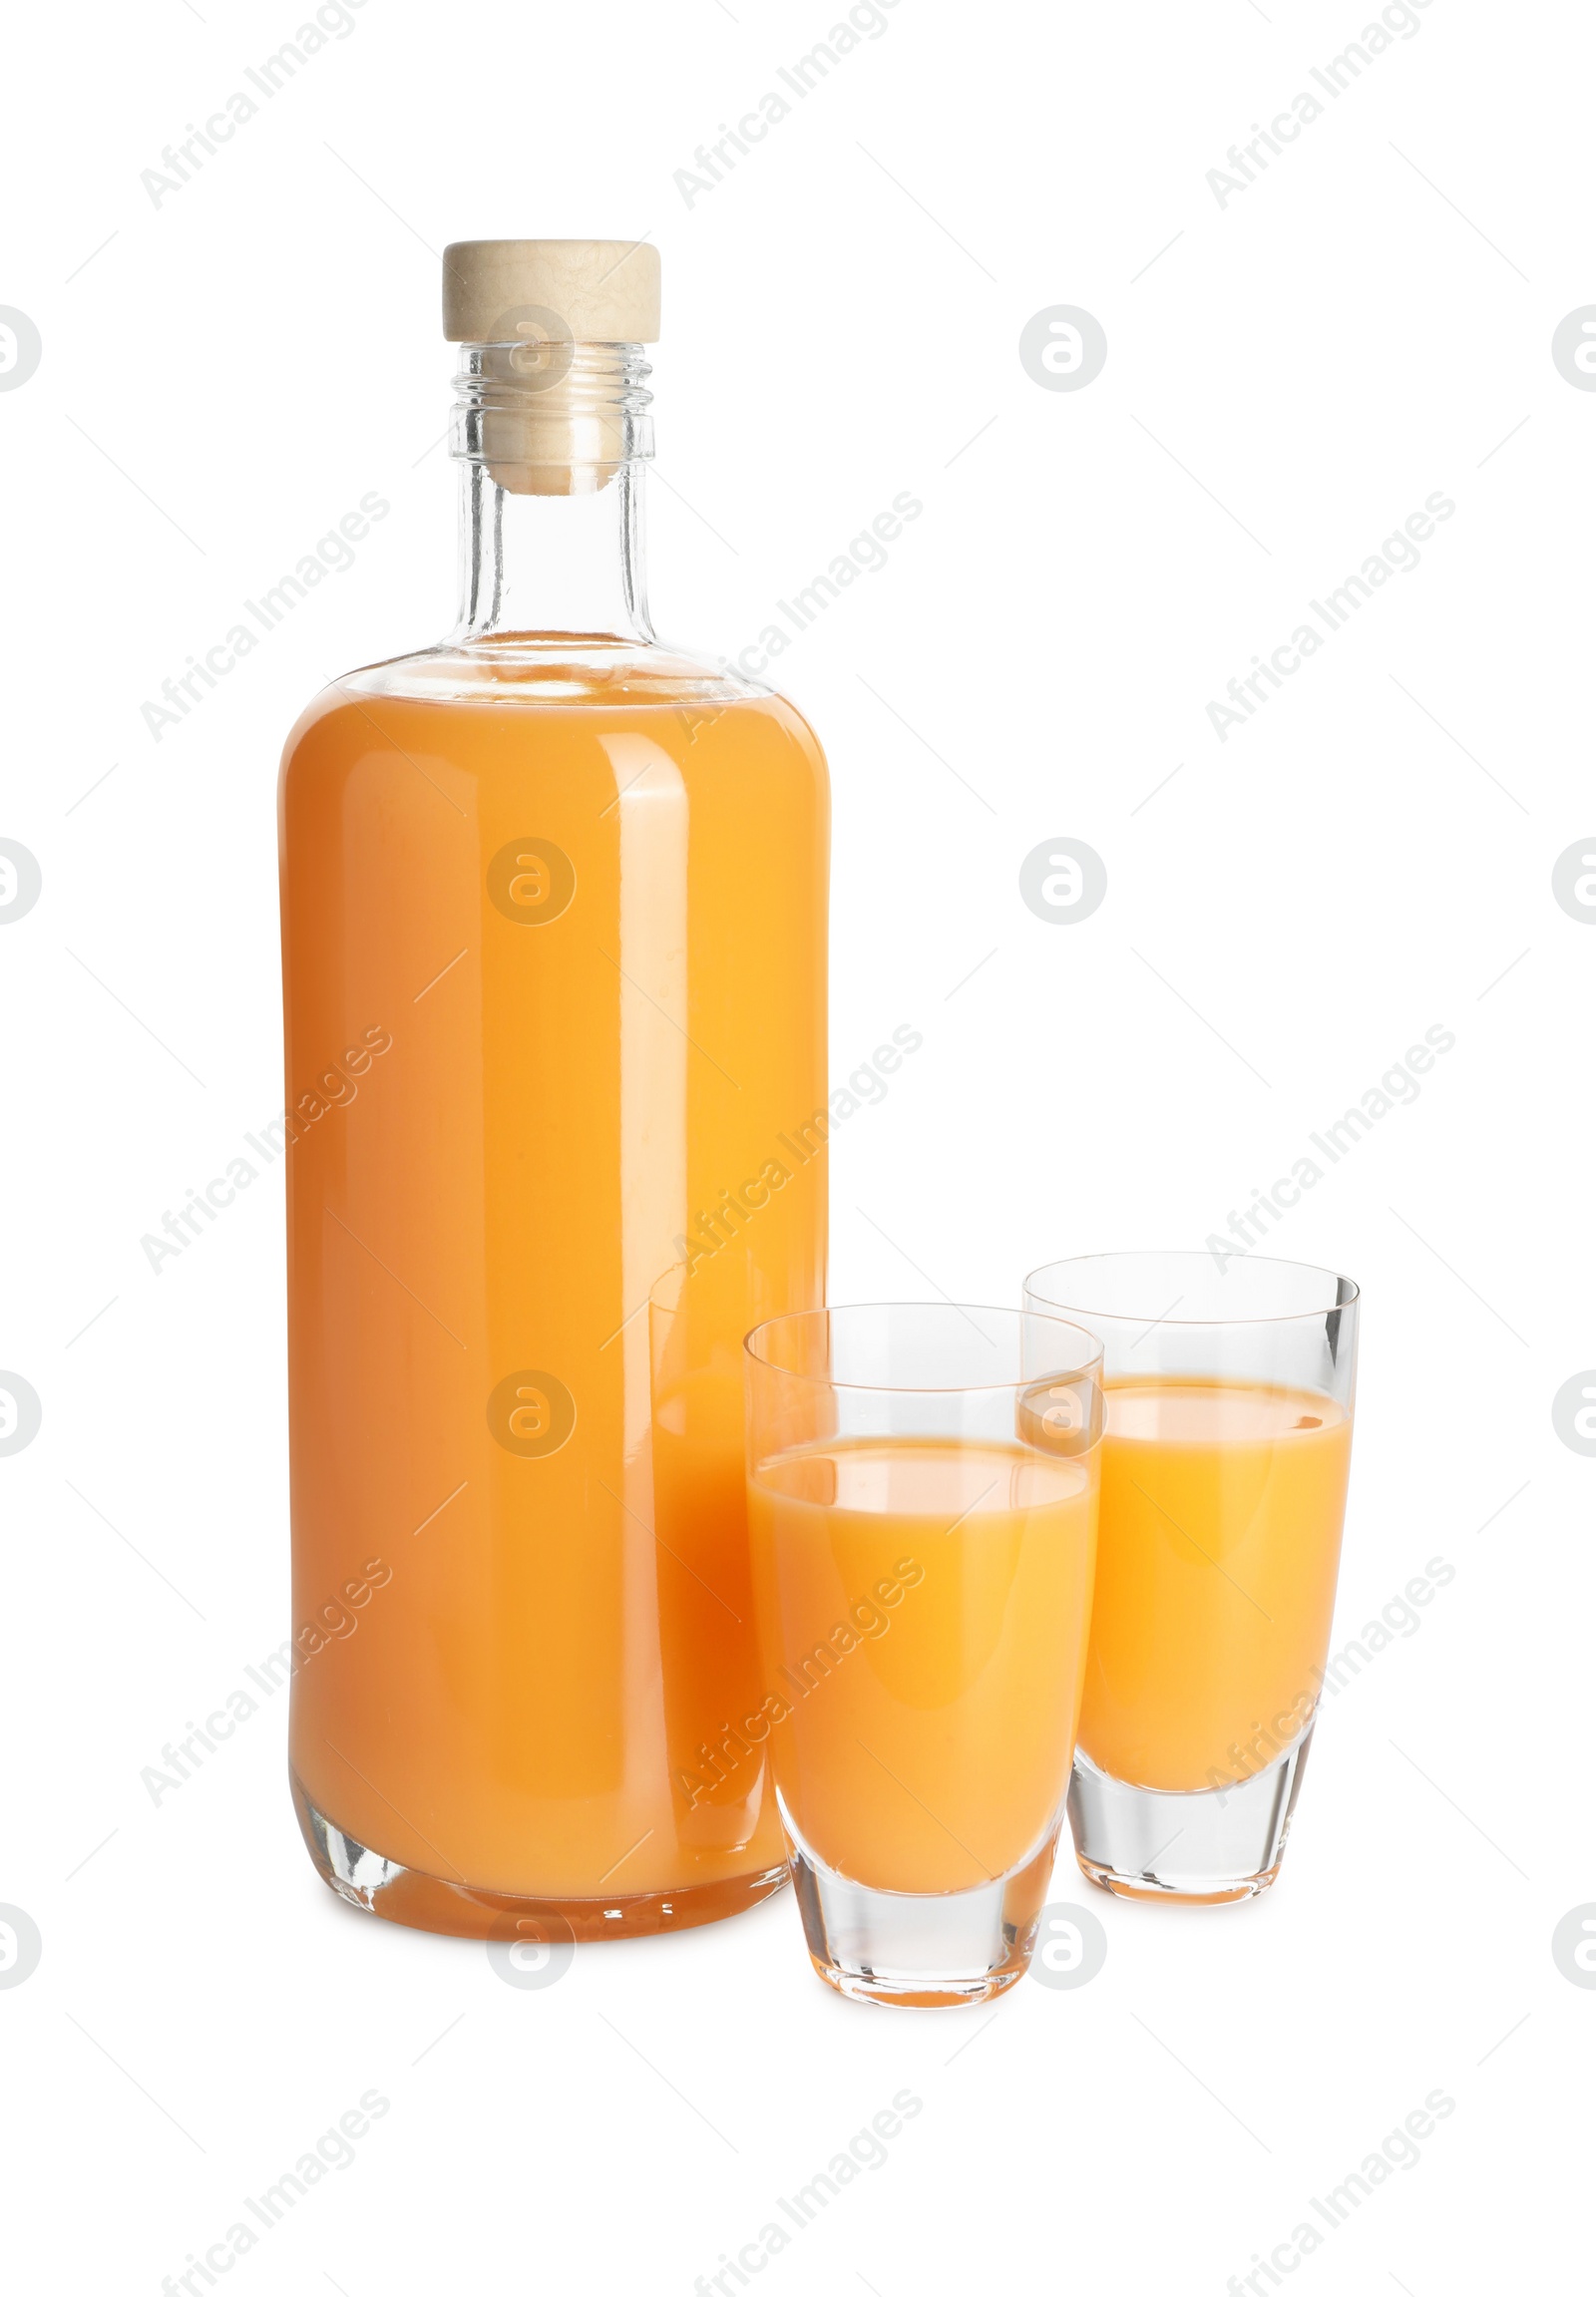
[744,1304,1102,2004]
[1023,1252,1359,1903]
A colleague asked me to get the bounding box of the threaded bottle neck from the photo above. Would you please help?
[450,340,653,497]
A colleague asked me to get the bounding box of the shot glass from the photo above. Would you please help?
[743,1303,1103,2006]
[1023,1253,1359,1904]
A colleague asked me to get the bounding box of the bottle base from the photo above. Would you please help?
[1067,1729,1314,1905]
[290,1770,789,1942]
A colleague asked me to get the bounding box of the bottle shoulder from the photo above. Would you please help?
[300,632,786,713]
[279,632,828,777]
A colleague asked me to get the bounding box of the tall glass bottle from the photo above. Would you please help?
[278,241,829,1939]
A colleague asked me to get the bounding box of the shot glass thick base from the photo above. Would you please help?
[782,1804,1062,2007]
[291,1771,789,1942]
[1068,1728,1314,1906]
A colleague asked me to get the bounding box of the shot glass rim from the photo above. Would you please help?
[1023,1249,1361,1331]
[743,1299,1104,1394]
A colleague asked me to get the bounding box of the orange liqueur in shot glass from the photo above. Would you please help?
[744,1304,1103,2005]
[1024,1253,1359,1904]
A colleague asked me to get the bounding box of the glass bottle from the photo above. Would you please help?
[277,241,829,1940]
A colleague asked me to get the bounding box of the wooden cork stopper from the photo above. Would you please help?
[442,239,660,344]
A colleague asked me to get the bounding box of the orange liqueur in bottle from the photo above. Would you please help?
[278,241,828,1937]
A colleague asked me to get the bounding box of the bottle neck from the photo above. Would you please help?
[449,340,654,644]
[453,460,651,642]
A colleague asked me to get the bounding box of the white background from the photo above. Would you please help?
[2,0,1589,2287]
